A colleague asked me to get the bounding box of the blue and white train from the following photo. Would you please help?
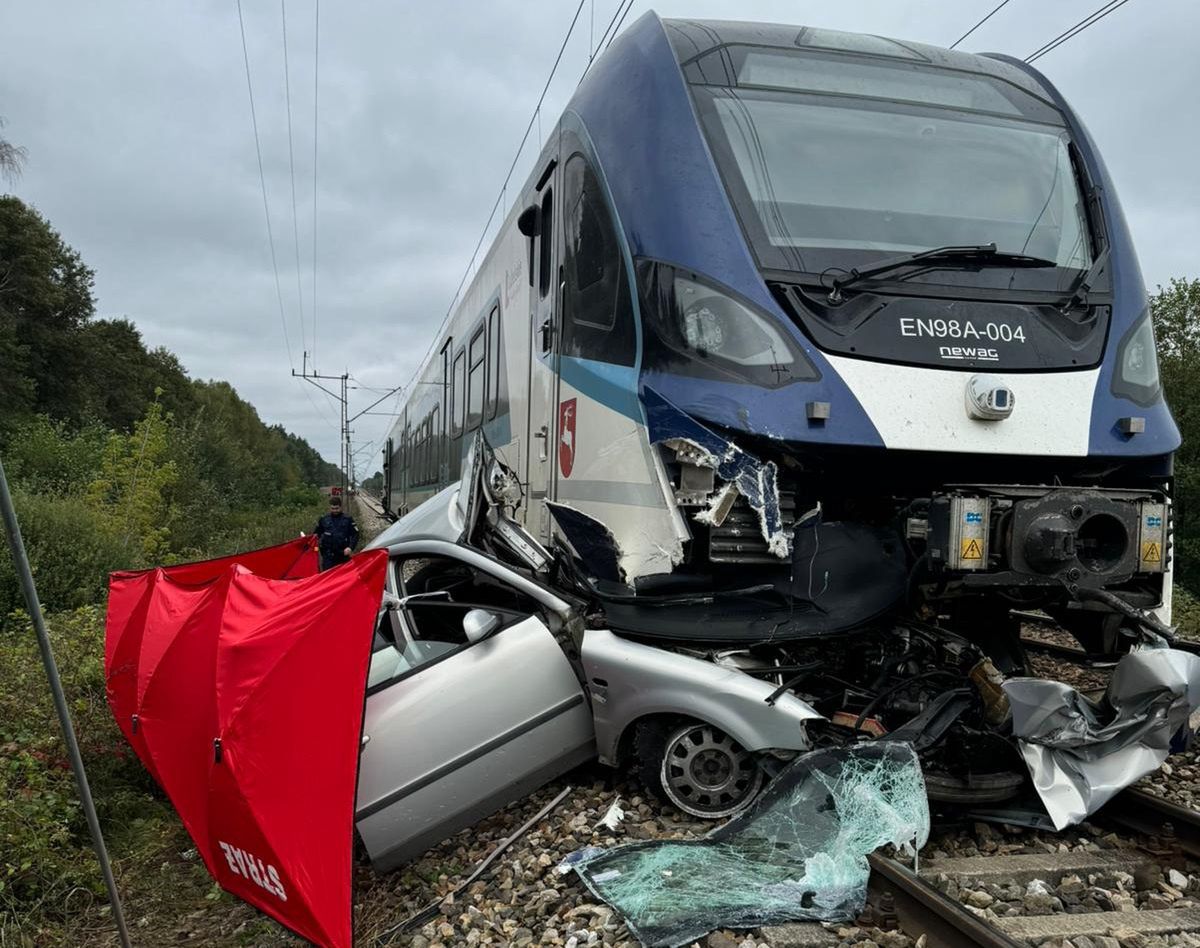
[383,14,1177,662]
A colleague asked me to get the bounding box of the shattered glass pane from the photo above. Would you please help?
[572,743,929,948]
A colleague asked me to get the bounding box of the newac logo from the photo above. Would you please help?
[558,398,577,478]
[218,840,287,901]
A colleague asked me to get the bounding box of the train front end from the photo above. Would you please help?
[581,17,1177,648]
[561,16,1184,809]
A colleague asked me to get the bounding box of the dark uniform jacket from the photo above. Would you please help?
[313,512,359,569]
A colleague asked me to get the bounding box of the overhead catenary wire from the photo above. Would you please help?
[237,0,295,369]
[311,0,320,368]
[578,0,628,80]
[605,0,636,50]
[237,1,334,447]
[1025,0,1135,63]
[396,0,590,407]
[280,0,307,355]
[949,0,1014,50]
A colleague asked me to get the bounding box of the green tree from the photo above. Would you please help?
[3,415,108,495]
[1150,277,1200,592]
[77,318,197,429]
[86,398,178,561]
[0,197,96,424]
[362,469,384,493]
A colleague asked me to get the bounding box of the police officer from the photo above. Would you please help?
[313,495,359,571]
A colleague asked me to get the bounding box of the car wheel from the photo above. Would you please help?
[637,719,764,819]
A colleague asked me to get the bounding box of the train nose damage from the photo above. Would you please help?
[463,429,1196,829]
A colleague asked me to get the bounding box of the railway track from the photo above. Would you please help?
[866,787,1200,946]
[356,490,387,518]
[853,618,1200,946]
[1014,607,1200,664]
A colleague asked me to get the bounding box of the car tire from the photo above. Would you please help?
[634,718,764,819]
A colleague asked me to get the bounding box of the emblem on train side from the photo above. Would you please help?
[559,398,577,478]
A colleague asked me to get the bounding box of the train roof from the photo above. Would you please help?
[657,17,1057,100]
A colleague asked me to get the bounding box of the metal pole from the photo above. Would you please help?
[0,457,133,948]
[341,373,349,496]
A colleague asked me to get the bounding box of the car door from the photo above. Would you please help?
[354,538,594,871]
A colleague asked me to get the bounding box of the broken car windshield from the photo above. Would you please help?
[572,743,929,948]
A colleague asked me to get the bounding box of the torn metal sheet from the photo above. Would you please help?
[459,431,552,572]
[642,387,790,559]
[1004,646,1200,830]
[547,501,625,583]
[571,743,929,948]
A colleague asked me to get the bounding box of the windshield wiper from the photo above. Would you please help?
[827,243,1056,303]
[1059,247,1110,314]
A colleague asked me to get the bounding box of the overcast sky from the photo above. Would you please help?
[2,1,1197,471]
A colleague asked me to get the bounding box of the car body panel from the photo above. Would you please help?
[580,629,821,765]
[368,485,461,550]
[354,445,830,869]
[356,612,594,871]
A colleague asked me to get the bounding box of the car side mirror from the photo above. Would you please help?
[462,608,502,644]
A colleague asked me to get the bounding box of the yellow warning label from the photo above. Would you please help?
[960,538,984,561]
[1142,541,1162,563]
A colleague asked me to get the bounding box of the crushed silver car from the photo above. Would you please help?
[354,434,1200,870]
[355,436,818,869]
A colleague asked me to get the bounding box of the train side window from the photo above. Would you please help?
[452,350,466,437]
[538,188,553,299]
[431,407,440,483]
[561,153,636,366]
[426,417,433,483]
[487,305,500,419]
[467,327,485,430]
[419,420,428,485]
[414,423,422,486]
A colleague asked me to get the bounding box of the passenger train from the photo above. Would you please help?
[382,14,1178,659]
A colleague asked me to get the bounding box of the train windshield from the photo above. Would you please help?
[692,50,1093,290]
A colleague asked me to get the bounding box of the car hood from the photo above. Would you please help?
[366,485,462,549]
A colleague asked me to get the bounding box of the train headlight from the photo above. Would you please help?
[1112,308,1162,406]
[675,275,794,368]
[638,261,818,387]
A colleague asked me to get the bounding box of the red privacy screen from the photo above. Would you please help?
[105,539,387,948]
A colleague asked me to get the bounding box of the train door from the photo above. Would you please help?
[439,339,452,488]
[383,437,392,508]
[524,155,561,541]
[400,408,409,516]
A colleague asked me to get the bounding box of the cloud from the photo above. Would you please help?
[2,0,1197,469]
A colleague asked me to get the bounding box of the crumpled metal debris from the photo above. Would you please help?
[1005,646,1200,830]
[642,387,790,559]
[570,743,929,948]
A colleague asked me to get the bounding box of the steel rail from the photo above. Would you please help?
[867,853,1024,948]
[1019,634,1200,663]
[1019,636,1107,664]
[1102,787,1200,859]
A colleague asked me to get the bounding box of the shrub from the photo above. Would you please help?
[0,607,164,930]
[2,416,108,496]
[0,490,133,616]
